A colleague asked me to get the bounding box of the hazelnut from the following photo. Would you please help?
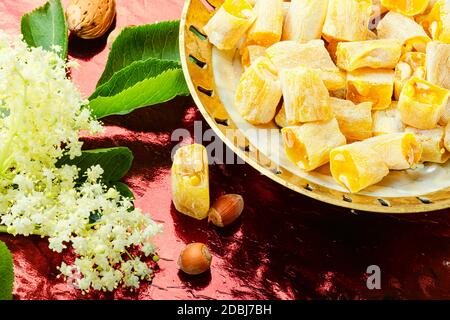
[178,243,212,275]
[208,194,244,227]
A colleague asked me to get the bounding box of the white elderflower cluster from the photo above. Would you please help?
[0,32,162,292]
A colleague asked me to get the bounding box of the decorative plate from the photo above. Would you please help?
[179,0,450,213]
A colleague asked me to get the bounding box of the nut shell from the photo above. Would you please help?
[178,243,212,275]
[208,194,244,227]
[66,0,116,39]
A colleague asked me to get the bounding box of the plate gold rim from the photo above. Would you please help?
[179,0,450,214]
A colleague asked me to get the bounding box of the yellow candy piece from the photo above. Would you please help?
[322,0,372,42]
[336,39,402,71]
[280,67,332,123]
[330,142,389,193]
[394,52,426,100]
[282,119,346,171]
[240,45,266,69]
[398,77,450,129]
[406,126,450,163]
[330,98,373,141]
[247,0,284,47]
[438,100,450,125]
[426,41,450,89]
[282,0,329,42]
[274,104,293,128]
[346,68,395,110]
[361,133,423,170]
[426,41,450,125]
[372,102,405,136]
[171,144,210,220]
[444,122,450,152]
[418,0,450,43]
[381,0,429,16]
[203,0,256,50]
[377,11,431,52]
[266,40,346,91]
[235,57,282,124]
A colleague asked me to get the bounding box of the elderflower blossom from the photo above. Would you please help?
[0,31,162,292]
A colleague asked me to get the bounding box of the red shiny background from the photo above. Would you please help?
[0,0,449,300]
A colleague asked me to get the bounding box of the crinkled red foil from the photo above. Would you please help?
[0,0,449,300]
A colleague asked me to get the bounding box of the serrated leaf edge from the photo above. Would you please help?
[98,20,181,86]
[20,0,68,59]
[90,68,189,118]
[90,57,182,100]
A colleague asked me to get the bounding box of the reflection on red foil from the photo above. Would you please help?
[0,0,449,300]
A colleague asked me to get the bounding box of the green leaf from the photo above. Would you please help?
[90,58,182,100]
[90,21,189,118]
[88,182,134,224]
[111,182,135,200]
[59,148,136,218]
[0,108,9,119]
[90,68,189,119]
[88,211,102,224]
[0,241,14,300]
[21,0,68,59]
[58,147,133,182]
[97,21,181,86]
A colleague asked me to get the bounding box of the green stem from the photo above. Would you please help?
[0,72,27,174]
[125,249,134,260]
